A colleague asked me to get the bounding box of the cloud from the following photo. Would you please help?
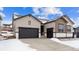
[32,7,63,19]
[0,12,6,19]
[0,7,4,11]
[33,7,41,15]
[14,12,20,15]
[0,7,5,19]
[13,12,21,19]
[44,7,63,15]
[71,17,79,27]
[37,16,48,19]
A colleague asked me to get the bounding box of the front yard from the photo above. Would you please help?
[62,39,79,48]
[0,38,78,51]
[20,38,77,51]
[51,38,79,49]
[0,39,36,51]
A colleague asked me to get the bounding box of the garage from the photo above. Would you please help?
[19,27,39,39]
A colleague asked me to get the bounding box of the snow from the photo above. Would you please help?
[50,38,79,48]
[0,39,36,51]
[62,40,79,48]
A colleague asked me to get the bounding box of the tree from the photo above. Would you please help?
[0,15,2,20]
[0,15,2,35]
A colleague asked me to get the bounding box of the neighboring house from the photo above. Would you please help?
[2,24,12,31]
[12,14,74,39]
[73,27,79,38]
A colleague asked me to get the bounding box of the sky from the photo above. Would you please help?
[1,7,79,27]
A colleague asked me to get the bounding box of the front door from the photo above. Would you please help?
[47,28,53,38]
[76,32,79,38]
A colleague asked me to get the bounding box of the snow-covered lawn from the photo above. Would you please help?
[50,38,79,49]
[0,39,36,51]
[62,40,79,48]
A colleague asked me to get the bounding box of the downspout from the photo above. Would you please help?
[65,24,67,38]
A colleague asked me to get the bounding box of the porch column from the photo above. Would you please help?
[39,32,41,38]
[39,28,41,38]
[44,32,47,38]
[16,32,19,39]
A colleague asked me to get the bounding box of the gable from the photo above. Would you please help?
[25,15,41,24]
[44,15,74,25]
[55,18,68,24]
[13,15,41,29]
[13,14,42,23]
[62,15,74,25]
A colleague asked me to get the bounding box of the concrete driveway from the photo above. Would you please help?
[20,38,77,51]
[0,39,36,51]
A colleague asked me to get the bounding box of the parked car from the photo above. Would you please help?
[1,31,15,38]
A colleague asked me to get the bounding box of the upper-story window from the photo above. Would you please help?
[58,24,65,32]
[28,21,31,25]
[67,25,71,32]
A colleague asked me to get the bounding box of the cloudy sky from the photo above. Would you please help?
[1,7,79,27]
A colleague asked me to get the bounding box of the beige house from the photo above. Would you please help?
[44,15,74,38]
[12,14,74,39]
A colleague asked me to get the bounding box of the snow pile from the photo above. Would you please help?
[62,40,79,48]
[50,38,70,45]
[50,38,79,48]
[0,39,36,51]
[50,38,65,44]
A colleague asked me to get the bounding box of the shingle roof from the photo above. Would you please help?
[13,14,74,25]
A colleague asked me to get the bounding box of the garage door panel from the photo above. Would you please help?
[19,27,39,38]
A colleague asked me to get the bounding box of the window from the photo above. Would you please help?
[67,25,71,32]
[28,21,31,25]
[58,24,65,32]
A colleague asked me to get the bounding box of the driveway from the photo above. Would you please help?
[20,38,77,51]
[0,39,36,51]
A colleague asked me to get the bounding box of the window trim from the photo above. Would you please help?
[28,21,31,25]
[58,24,65,32]
[67,25,71,32]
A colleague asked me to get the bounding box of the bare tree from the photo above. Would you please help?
[0,15,2,35]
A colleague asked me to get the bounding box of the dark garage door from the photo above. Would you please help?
[19,27,39,39]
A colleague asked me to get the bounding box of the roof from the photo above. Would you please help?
[38,19,49,23]
[13,14,74,25]
[3,24,12,26]
[44,15,74,25]
[39,19,49,21]
[76,27,79,29]
[62,15,74,24]
[13,14,42,23]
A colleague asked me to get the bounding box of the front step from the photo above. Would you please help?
[41,35,45,38]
